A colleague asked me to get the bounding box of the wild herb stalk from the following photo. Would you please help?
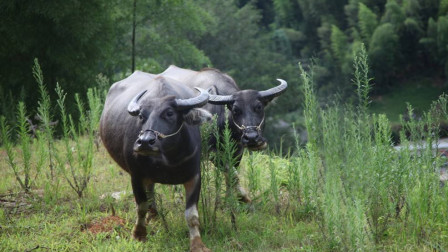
[353,44,372,112]
[55,84,78,197]
[1,115,24,192]
[54,83,104,198]
[214,116,239,230]
[300,63,320,150]
[199,115,218,230]
[33,58,56,181]
[268,152,280,214]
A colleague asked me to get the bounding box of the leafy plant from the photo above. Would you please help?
[214,117,239,230]
[0,104,35,193]
[55,84,104,198]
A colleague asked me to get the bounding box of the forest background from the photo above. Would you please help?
[1,0,448,149]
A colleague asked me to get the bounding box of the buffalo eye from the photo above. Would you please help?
[164,109,176,119]
[254,103,262,113]
[138,114,144,120]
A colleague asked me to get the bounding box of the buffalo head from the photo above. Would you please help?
[127,88,211,156]
[208,79,287,151]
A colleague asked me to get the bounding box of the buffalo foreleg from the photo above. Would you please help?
[233,152,252,204]
[226,167,251,204]
[216,147,251,204]
[145,182,158,223]
[225,149,251,204]
[184,174,210,252]
[131,176,149,241]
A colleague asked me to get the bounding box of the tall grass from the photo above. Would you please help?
[286,44,448,250]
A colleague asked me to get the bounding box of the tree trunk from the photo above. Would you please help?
[131,0,137,72]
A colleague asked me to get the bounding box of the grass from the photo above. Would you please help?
[369,76,448,122]
[1,139,447,251]
[0,145,321,251]
[1,116,447,252]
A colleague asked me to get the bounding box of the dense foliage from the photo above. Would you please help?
[273,0,446,88]
[0,1,120,103]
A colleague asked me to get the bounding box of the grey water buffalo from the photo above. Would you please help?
[159,65,287,203]
[99,71,212,252]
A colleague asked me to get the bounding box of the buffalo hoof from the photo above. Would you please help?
[237,186,252,204]
[238,194,252,204]
[190,236,211,252]
[132,225,147,242]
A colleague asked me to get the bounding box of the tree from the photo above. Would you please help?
[0,0,123,106]
[130,0,211,73]
[331,25,349,63]
[368,23,399,89]
[358,3,378,43]
[421,15,448,76]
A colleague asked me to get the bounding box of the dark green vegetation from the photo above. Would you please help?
[1,49,448,251]
[2,0,448,150]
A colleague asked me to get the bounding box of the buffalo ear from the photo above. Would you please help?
[259,97,275,106]
[183,108,212,125]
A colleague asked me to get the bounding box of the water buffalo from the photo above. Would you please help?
[100,71,212,252]
[159,65,287,203]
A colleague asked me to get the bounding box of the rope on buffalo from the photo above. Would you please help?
[231,115,264,132]
[140,123,184,139]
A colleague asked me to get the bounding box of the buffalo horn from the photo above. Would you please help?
[127,90,147,116]
[208,94,234,105]
[175,87,209,110]
[258,79,288,102]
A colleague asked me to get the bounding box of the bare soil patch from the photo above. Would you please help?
[85,215,126,234]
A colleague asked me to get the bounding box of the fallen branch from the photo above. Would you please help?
[25,245,50,252]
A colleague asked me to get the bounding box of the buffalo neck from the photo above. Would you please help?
[156,125,198,167]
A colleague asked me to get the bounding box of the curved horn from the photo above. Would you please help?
[208,93,234,105]
[258,79,288,102]
[127,90,147,116]
[174,87,209,110]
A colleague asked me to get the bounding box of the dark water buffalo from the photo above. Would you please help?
[100,71,212,252]
[160,65,287,202]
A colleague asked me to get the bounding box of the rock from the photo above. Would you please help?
[99,191,128,200]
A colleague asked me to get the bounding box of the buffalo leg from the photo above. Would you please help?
[145,182,158,223]
[234,153,251,203]
[227,152,251,204]
[131,176,149,241]
[184,174,210,252]
[226,167,251,204]
[216,148,251,204]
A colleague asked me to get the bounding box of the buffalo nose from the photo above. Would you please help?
[136,137,155,146]
[137,132,157,146]
[242,130,259,145]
